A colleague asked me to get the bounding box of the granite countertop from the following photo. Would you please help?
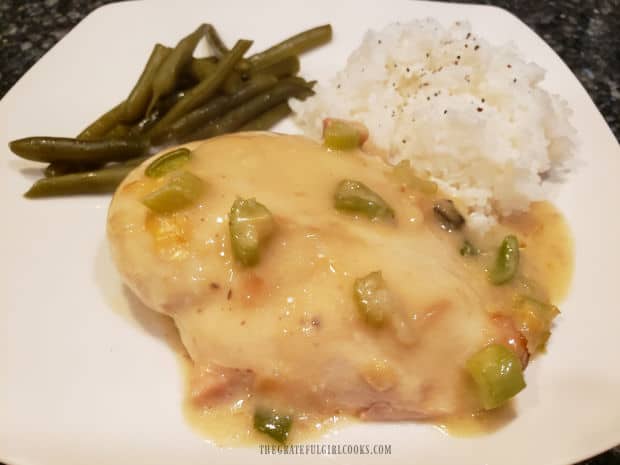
[1,0,618,141]
[0,1,619,465]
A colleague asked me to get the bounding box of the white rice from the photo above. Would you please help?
[291,19,576,232]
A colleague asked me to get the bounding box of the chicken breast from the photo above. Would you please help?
[107,132,529,420]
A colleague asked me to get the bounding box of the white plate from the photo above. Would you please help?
[1,1,619,464]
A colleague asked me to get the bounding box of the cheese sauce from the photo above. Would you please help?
[107,132,573,444]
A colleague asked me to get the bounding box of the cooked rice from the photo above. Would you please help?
[291,19,575,231]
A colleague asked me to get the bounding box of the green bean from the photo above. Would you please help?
[24,164,134,198]
[251,56,300,79]
[122,155,150,167]
[286,76,317,89]
[433,199,465,231]
[203,24,253,73]
[77,102,125,141]
[142,171,204,214]
[353,271,392,327]
[105,124,132,139]
[145,147,191,178]
[205,24,229,56]
[43,161,103,178]
[146,24,208,115]
[229,198,275,266]
[130,90,187,136]
[152,74,278,144]
[188,77,312,141]
[149,39,253,135]
[9,137,148,164]
[222,71,246,95]
[488,235,520,285]
[253,408,292,444]
[122,44,171,123]
[466,344,525,410]
[189,56,219,81]
[247,24,332,69]
[239,102,291,131]
[333,179,395,221]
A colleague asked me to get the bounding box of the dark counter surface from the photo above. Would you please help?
[0,1,618,464]
[1,0,618,141]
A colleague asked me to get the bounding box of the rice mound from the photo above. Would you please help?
[291,19,576,232]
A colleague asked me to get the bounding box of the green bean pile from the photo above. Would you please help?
[9,23,332,198]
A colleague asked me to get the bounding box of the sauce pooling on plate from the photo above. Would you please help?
[107,132,572,444]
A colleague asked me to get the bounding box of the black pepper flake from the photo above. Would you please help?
[481,98,486,103]
[227,289,233,300]
[513,78,517,83]
[444,109,448,114]
[240,320,246,326]
[477,107,483,112]
[394,63,398,68]
[507,64,512,68]
[453,61,458,65]
[402,139,407,144]
[406,67,410,72]
[336,84,341,89]
[378,39,382,44]
[457,55,461,60]
[474,45,480,50]
[427,96,431,101]
[210,282,220,290]
[426,52,430,58]
[464,44,469,48]
[466,32,471,39]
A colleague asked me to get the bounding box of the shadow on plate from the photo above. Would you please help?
[7,159,45,181]
[94,239,185,355]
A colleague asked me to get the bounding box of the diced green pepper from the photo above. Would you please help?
[253,407,292,443]
[142,171,204,214]
[353,271,392,327]
[513,295,560,353]
[145,147,191,178]
[460,240,480,256]
[229,198,274,266]
[488,235,520,285]
[323,118,368,150]
[433,199,465,231]
[392,160,438,194]
[334,179,395,221]
[466,344,526,410]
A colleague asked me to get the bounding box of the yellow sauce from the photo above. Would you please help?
[502,201,574,303]
[106,133,574,444]
[435,403,516,437]
[179,200,573,444]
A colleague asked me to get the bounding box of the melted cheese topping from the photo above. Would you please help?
[107,132,572,442]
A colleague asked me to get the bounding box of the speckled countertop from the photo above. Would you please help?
[1,0,618,141]
[0,1,619,464]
